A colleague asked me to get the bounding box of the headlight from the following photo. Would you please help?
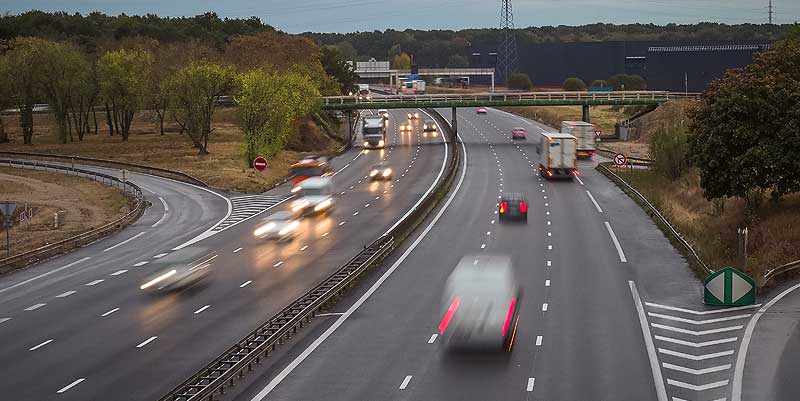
[314,199,332,211]
[423,124,428,129]
[378,139,385,147]
[363,141,369,147]
[370,170,378,177]
[291,186,301,193]
[382,168,392,176]
[254,222,276,237]
[278,221,300,236]
[140,270,177,290]
[292,199,310,212]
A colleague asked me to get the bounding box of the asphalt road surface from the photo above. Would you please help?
[0,108,447,401]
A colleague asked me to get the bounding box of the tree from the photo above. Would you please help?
[35,38,90,144]
[2,38,41,144]
[607,74,646,90]
[507,72,533,91]
[320,46,358,95]
[562,77,586,91]
[98,48,153,141]
[589,79,608,88]
[688,33,800,207]
[169,61,238,154]
[650,124,689,179]
[391,52,411,69]
[447,54,469,68]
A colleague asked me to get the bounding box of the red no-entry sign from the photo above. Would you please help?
[253,157,268,171]
[613,153,627,166]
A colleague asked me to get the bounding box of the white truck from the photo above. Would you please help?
[560,120,596,159]
[537,132,578,179]
[399,79,426,95]
[357,84,371,100]
[362,116,386,149]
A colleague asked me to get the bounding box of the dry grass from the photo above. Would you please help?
[499,105,624,135]
[0,108,340,193]
[0,166,130,257]
[615,168,800,279]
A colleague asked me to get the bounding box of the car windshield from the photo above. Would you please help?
[364,127,383,135]
[300,187,327,196]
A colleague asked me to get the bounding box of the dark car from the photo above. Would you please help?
[498,193,528,221]
[511,127,527,140]
[423,119,437,132]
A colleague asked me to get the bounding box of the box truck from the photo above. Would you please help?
[560,121,596,159]
[537,132,578,179]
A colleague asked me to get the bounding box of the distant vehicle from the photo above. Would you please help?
[253,211,301,241]
[560,121,596,158]
[511,127,527,140]
[290,176,334,215]
[399,121,413,132]
[377,109,389,120]
[498,193,528,221]
[289,157,332,189]
[369,162,393,181]
[357,83,371,100]
[407,111,419,119]
[423,119,437,132]
[476,107,488,114]
[140,249,216,294]
[439,254,520,352]
[398,79,426,94]
[537,132,578,179]
[362,116,386,149]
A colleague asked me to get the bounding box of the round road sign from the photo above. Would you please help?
[613,153,627,166]
[253,157,268,172]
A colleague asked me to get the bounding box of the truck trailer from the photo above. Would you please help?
[560,121,596,159]
[537,132,578,179]
[362,116,386,149]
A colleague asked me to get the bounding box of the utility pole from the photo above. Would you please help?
[497,0,518,84]
[768,0,773,24]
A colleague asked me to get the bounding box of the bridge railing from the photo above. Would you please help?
[321,91,702,105]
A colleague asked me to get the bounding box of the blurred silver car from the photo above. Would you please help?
[369,162,393,181]
[253,211,300,241]
[290,176,334,215]
[140,250,216,293]
[439,254,520,352]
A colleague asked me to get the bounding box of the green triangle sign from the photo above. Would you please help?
[704,267,756,306]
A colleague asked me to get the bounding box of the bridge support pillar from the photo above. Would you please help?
[491,73,495,93]
[582,104,590,123]
[451,107,458,142]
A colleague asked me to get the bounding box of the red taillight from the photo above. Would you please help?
[439,296,460,334]
[499,201,507,214]
[572,170,580,176]
[546,170,553,177]
[519,202,527,213]
[502,297,517,337]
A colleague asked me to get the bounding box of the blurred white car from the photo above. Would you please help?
[290,177,334,215]
[369,162,393,181]
[140,250,216,294]
[253,211,300,241]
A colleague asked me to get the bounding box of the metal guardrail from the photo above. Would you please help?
[0,158,147,273]
[0,151,208,187]
[597,162,713,275]
[159,108,461,401]
[763,259,800,286]
[321,91,702,106]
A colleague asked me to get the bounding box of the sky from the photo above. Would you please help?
[2,0,798,33]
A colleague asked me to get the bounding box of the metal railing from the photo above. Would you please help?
[595,147,654,167]
[764,260,800,286]
[0,151,208,187]
[0,158,147,273]
[159,109,461,401]
[321,91,702,106]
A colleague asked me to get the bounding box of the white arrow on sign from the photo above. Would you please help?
[706,274,726,303]
[731,273,751,303]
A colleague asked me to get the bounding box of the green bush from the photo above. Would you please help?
[507,72,533,91]
[649,124,689,179]
[562,77,586,91]
[589,79,607,88]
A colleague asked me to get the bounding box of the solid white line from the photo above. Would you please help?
[56,378,85,393]
[153,253,168,259]
[629,281,669,401]
[654,335,737,348]
[658,348,734,361]
[652,323,743,336]
[646,302,761,315]
[56,290,77,298]
[586,191,604,213]
[103,232,145,252]
[85,279,104,286]
[0,318,10,324]
[29,339,54,351]
[0,257,90,294]
[667,379,729,391]
[399,375,412,390]
[101,308,119,317]
[159,196,169,211]
[110,269,128,276]
[151,208,169,228]
[527,377,535,392]
[240,280,253,288]
[316,313,344,317]
[194,305,211,314]
[428,334,438,344]
[233,247,243,253]
[648,312,751,325]
[536,335,543,346]
[733,281,800,401]
[133,261,149,267]
[663,362,731,375]
[25,303,46,311]
[575,176,585,185]
[604,222,627,262]
[136,336,158,348]
[249,134,467,401]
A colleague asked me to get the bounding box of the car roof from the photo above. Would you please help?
[447,254,515,296]
[299,176,331,188]
[513,127,525,131]
[501,192,525,201]
[372,162,388,168]
[266,211,293,220]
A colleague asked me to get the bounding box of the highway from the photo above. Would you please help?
[228,107,740,401]
[0,108,447,400]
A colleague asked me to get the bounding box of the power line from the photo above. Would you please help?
[768,0,773,24]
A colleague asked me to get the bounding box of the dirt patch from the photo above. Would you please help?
[499,105,624,136]
[0,167,130,258]
[0,107,342,193]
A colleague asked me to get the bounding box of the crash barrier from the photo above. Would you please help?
[0,158,146,273]
[159,108,461,401]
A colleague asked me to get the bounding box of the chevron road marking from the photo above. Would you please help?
[654,335,737,348]
[646,302,760,315]
[658,348,734,361]
[648,312,751,325]
[651,323,743,336]
[667,379,729,391]
[662,362,731,375]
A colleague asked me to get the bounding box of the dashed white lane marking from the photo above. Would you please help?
[133,261,149,267]
[101,308,119,317]
[604,221,628,263]
[547,221,551,226]
[547,245,553,250]
[56,378,85,394]
[233,247,243,253]
[0,257,90,295]
[273,261,284,267]
[547,260,552,267]
[29,339,53,351]
[25,303,46,311]
[428,334,438,344]
[491,219,495,224]
[153,253,168,259]
[103,232,146,252]
[586,191,604,213]
[194,305,211,314]
[536,335,543,346]
[339,221,346,226]
[527,377,535,392]
[481,243,486,249]
[545,280,551,287]
[365,203,370,208]
[399,375,413,390]
[240,280,253,288]
[56,290,77,298]
[136,336,158,348]
[575,176,585,185]
[545,203,549,207]
[300,245,309,251]
[547,232,552,237]
[486,231,491,235]
[85,279,104,286]
[111,269,128,276]
[322,232,329,237]
[0,317,11,324]
[353,211,359,216]
[542,303,548,311]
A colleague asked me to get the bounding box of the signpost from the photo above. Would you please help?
[703,266,756,306]
[253,157,268,172]
[0,201,17,258]
[613,153,627,167]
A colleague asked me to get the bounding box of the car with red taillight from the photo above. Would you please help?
[498,193,528,221]
[476,107,488,114]
[439,254,520,352]
[511,127,527,140]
